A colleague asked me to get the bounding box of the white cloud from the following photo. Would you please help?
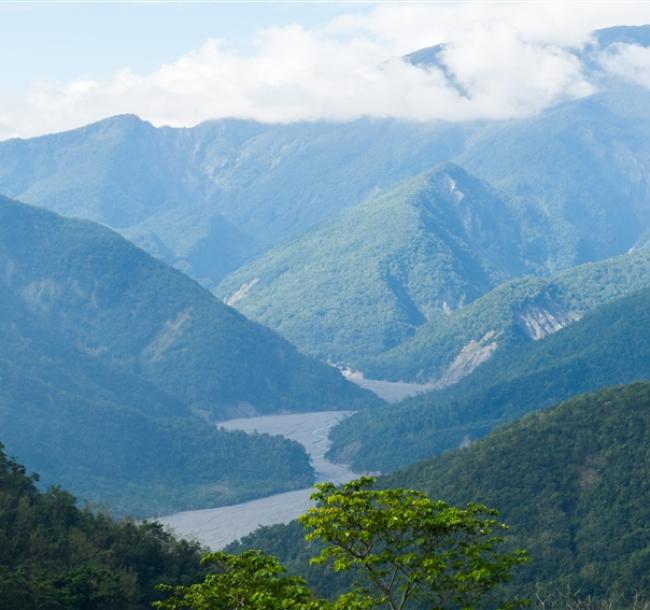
[599,42,650,88]
[3,2,650,139]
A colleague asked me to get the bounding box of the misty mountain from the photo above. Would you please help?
[1,26,650,379]
[0,116,469,287]
[0,195,374,417]
[0,279,315,516]
[458,84,650,268]
[216,79,650,369]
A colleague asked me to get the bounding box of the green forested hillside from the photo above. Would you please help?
[0,443,205,610]
[362,245,650,382]
[0,282,315,515]
[0,195,375,417]
[0,116,469,286]
[217,164,536,362]
[459,84,650,269]
[382,384,650,600]
[329,286,650,472]
[0,195,376,515]
[231,384,650,605]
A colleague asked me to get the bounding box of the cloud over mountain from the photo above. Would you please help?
[3,3,650,138]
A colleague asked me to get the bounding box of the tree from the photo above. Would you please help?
[299,477,528,610]
[155,478,527,610]
[153,550,327,610]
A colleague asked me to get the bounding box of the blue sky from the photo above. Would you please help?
[0,2,371,94]
[2,2,650,139]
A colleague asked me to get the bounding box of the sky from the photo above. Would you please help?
[2,1,650,139]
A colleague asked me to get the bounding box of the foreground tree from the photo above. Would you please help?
[155,478,527,610]
[154,550,326,610]
[299,477,528,610]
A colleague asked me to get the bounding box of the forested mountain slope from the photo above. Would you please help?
[0,195,375,514]
[0,277,315,516]
[362,244,650,382]
[329,286,650,471]
[234,384,650,604]
[3,28,650,298]
[0,116,469,286]
[0,443,205,610]
[459,83,650,270]
[0,195,374,417]
[217,164,538,362]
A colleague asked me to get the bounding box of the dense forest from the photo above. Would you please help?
[0,195,374,418]
[216,164,534,363]
[0,442,205,610]
[364,244,650,382]
[0,280,316,516]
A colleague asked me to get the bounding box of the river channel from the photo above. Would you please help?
[157,410,354,549]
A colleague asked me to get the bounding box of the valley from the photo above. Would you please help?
[2,13,650,609]
[158,411,355,549]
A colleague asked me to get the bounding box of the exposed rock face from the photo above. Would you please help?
[344,330,499,401]
[143,307,193,362]
[224,278,259,307]
[517,298,581,340]
[435,331,499,387]
[22,279,65,313]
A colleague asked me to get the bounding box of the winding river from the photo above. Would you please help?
[157,410,355,549]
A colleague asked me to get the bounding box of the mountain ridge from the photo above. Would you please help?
[329,284,650,472]
[0,193,376,514]
[216,163,537,363]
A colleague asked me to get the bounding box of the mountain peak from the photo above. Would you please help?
[592,24,650,49]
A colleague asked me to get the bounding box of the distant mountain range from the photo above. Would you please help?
[0,29,647,291]
[0,115,469,288]
[0,195,375,514]
[2,27,650,384]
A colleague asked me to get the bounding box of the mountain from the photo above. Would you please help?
[232,383,650,604]
[213,82,650,369]
[216,164,538,363]
[0,116,470,287]
[361,244,650,382]
[0,442,205,610]
[381,383,650,601]
[2,35,650,298]
[0,195,376,514]
[328,285,650,472]
[0,266,315,516]
[3,27,650,374]
[458,83,650,269]
[0,195,374,417]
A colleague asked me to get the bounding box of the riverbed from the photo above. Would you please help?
[157,410,355,549]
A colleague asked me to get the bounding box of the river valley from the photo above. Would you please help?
[158,410,355,549]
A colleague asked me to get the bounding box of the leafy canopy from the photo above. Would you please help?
[300,477,528,610]
[154,550,325,610]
